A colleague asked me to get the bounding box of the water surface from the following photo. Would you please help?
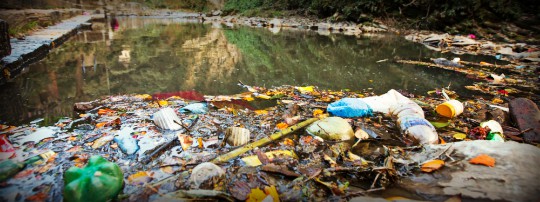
[0,17,489,124]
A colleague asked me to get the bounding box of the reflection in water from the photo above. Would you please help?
[0,17,476,124]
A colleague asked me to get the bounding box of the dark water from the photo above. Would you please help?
[0,17,496,125]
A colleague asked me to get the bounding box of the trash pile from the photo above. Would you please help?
[399,32,539,103]
[0,83,539,201]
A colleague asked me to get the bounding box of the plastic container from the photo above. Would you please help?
[436,100,464,118]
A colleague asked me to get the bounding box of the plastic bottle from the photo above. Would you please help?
[436,100,464,118]
[327,89,438,144]
[0,151,55,182]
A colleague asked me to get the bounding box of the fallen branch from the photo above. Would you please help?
[211,118,319,164]
[141,117,199,164]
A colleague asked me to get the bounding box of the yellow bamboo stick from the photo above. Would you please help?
[211,118,319,164]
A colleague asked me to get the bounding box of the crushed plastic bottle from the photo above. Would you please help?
[431,58,464,67]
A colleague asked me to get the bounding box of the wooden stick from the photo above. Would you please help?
[210,118,319,164]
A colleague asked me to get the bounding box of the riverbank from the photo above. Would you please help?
[0,13,102,85]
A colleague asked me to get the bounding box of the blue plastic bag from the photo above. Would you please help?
[327,98,373,118]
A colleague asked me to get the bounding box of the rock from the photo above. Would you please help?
[0,20,10,59]
[486,108,509,126]
[73,101,95,111]
[509,98,540,142]
[306,117,354,141]
[398,141,540,201]
[269,19,281,27]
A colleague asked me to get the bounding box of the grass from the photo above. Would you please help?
[8,21,39,36]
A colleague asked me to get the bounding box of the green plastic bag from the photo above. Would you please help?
[64,156,124,202]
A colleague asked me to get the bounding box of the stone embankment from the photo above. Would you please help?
[0,14,100,85]
[0,20,9,59]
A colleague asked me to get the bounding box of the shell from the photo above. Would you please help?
[153,108,182,130]
[225,127,250,146]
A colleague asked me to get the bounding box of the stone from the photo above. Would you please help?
[306,117,354,141]
[398,141,540,201]
[509,98,540,142]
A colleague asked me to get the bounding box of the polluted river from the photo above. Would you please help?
[0,16,539,202]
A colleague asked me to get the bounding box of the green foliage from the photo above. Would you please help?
[8,20,38,36]
[136,0,209,11]
[223,0,538,31]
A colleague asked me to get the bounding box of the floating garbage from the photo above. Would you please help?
[12,127,57,145]
[480,120,505,142]
[436,100,464,118]
[153,107,183,130]
[64,156,124,202]
[328,89,438,144]
[2,83,538,201]
[225,127,250,146]
[327,98,373,117]
[114,127,139,155]
[180,103,208,114]
[189,162,224,189]
[0,135,15,160]
[431,57,463,67]
[0,151,55,182]
[306,117,354,141]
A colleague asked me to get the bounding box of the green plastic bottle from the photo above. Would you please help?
[63,155,124,202]
[0,151,55,182]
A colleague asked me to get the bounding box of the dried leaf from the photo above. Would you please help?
[128,171,152,185]
[157,100,169,107]
[264,186,280,202]
[469,154,495,167]
[67,145,82,152]
[421,159,445,173]
[313,109,324,117]
[134,94,152,100]
[160,166,174,174]
[198,137,203,149]
[247,188,267,202]
[453,133,467,140]
[254,110,268,115]
[323,154,337,167]
[281,138,295,146]
[295,86,315,94]
[430,121,450,129]
[242,150,297,166]
[178,134,193,151]
[96,122,107,128]
[276,123,288,130]
[97,108,116,115]
[14,169,34,179]
[26,192,47,202]
[439,137,446,144]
